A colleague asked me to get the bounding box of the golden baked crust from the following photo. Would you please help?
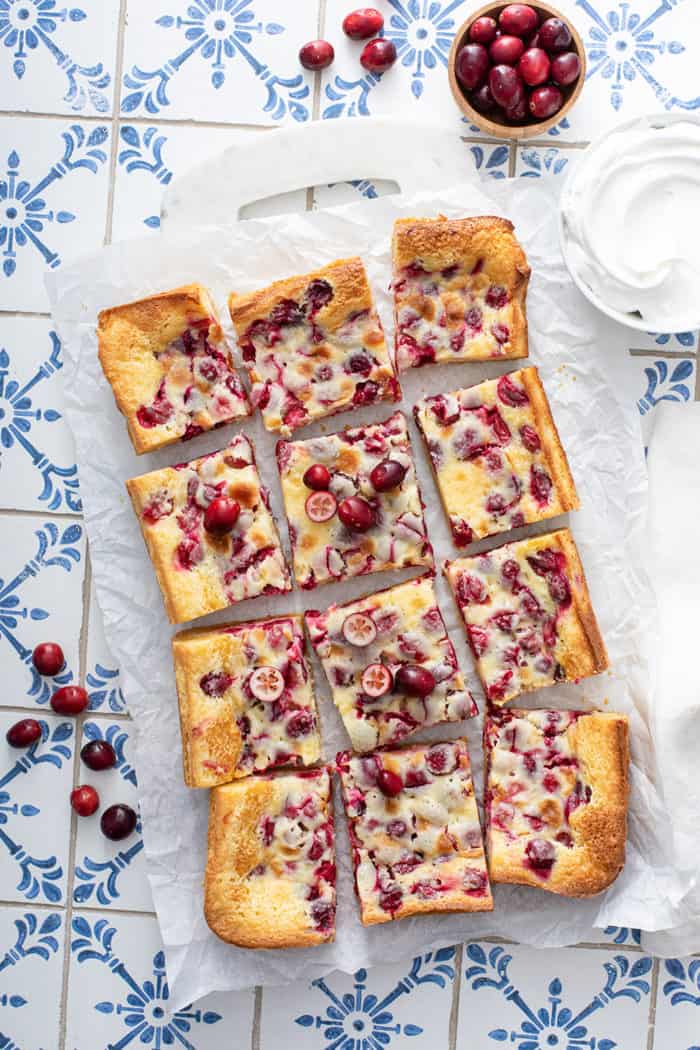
[392,216,530,369]
[444,528,609,704]
[173,614,321,787]
[484,708,629,897]
[229,258,400,436]
[305,574,476,752]
[337,740,492,925]
[204,768,336,948]
[98,283,250,455]
[126,434,290,624]
[414,367,579,546]
[277,411,433,589]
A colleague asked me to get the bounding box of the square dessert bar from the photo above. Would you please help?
[204,767,336,948]
[336,740,492,925]
[392,216,530,371]
[414,367,579,548]
[277,411,432,589]
[98,283,250,455]
[484,708,629,897]
[126,434,290,624]
[306,574,476,752]
[444,528,608,705]
[229,257,400,436]
[173,615,320,787]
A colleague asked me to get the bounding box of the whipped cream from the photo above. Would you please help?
[561,119,700,330]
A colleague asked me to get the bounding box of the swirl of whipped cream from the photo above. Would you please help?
[561,119,700,330]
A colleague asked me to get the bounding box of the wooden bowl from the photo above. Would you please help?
[448,2,586,140]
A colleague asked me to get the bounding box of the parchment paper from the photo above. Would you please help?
[46,178,693,1009]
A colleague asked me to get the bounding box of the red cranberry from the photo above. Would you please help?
[360,38,397,73]
[426,743,458,775]
[101,803,137,841]
[305,279,334,313]
[299,39,334,71]
[518,47,550,85]
[376,768,403,797]
[525,837,556,871]
[455,43,490,91]
[343,7,383,39]
[497,374,528,406]
[394,664,435,698]
[71,785,99,817]
[337,496,374,532]
[204,497,240,536]
[538,17,572,53]
[81,739,117,772]
[370,459,407,492]
[490,34,525,65]
[519,424,541,452]
[529,84,563,119]
[551,51,581,85]
[499,4,539,37]
[32,641,64,677]
[6,718,42,748]
[303,464,331,491]
[505,90,528,122]
[470,82,497,113]
[51,685,89,716]
[468,15,498,45]
[488,64,523,107]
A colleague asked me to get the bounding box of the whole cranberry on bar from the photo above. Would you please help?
[305,574,476,752]
[414,366,579,547]
[97,283,250,455]
[336,740,492,925]
[444,527,608,705]
[392,216,530,371]
[229,257,400,437]
[484,707,629,896]
[205,767,336,948]
[173,615,321,787]
[126,434,290,624]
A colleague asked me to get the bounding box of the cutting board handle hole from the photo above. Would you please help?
[238,179,401,220]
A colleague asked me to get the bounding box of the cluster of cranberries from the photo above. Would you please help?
[302,459,406,530]
[5,642,137,842]
[299,8,397,75]
[455,4,581,125]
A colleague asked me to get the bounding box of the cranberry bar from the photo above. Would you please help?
[392,216,530,371]
[414,367,579,547]
[98,283,250,455]
[336,740,492,925]
[484,708,629,896]
[444,528,608,705]
[229,257,400,436]
[173,615,320,787]
[306,574,476,752]
[205,767,336,947]
[126,434,290,624]
[277,411,432,589]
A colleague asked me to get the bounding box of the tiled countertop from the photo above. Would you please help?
[0,1,698,1048]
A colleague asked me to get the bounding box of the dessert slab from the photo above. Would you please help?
[46,172,681,1009]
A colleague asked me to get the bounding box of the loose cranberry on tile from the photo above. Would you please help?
[81,739,117,772]
[32,641,64,676]
[204,496,240,536]
[70,785,99,817]
[360,38,397,73]
[51,685,89,716]
[343,8,384,40]
[6,718,42,748]
[299,40,334,71]
[101,803,137,841]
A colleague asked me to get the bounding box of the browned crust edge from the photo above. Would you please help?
[554,528,610,678]
[520,367,580,513]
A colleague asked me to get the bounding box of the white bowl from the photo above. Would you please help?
[558,112,700,334]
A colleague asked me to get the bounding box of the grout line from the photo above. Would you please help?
[448,943,463,1050]
[508,142,517,178]
[0,506,83,522]
[0,703,123,718]
[0,108,281,132]
[251,986,263,1050]
[0,308,51,319]
[70,903,157,919]
[103,0,129,247]
[646,958,660,1050]
[629,348,698,358]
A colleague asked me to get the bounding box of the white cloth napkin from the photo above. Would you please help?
[643,402,700,956]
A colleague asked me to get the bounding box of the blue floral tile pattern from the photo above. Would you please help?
[85,584,126,714]
[653,958,700,1050]
[637,358,695,416]
[0,907,64,1050]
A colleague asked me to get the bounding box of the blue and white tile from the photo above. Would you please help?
[515,143,583,179]
[120,0,316,126]
[112,121,306,240]
[0,315,80,515]
[260,947,456,1049]
[0,905,65,1050]
[600,926,643,948]
[85,583,126,715]
[654,957,700,1050]
[0,513,85,710]
[0,0,119,116]
[66,911,255,1050]
[0,709,74,905]
[0,116,110,311]
[632,354,696,444]
[72,718,150,912]
[629,329,699,354]
[460,941,653,1050]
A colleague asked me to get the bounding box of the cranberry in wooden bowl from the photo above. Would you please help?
[448,2,585,139]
